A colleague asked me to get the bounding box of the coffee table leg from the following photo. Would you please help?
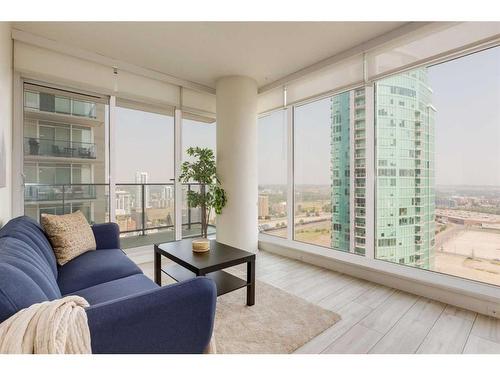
[247,260,255,306]
[154,246,161,286]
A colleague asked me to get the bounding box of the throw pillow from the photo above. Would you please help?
[41,211,96,266]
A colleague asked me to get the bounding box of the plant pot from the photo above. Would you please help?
[192,238,210,253]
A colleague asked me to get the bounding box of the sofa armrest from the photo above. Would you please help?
[92,222,120,250]
[85,277,217,354]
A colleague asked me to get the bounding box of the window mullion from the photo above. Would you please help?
[286,106,294,241]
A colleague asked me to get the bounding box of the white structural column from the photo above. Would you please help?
[215,76,258,252]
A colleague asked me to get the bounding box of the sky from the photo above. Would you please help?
[430,46,500,186]
[258,110,288,185]
[114,46,500,187]
[115,108,215,183]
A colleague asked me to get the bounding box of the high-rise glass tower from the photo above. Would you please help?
[330,88,366,255]
[330,71,434,266]
[375,69,435,268]
[330,92,351,251]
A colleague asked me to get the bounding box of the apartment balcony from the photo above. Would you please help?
[354,246,366,255]
[355,241,366,249]
[355,210,366,218]
[24,92,97,119]
[24,183,99,202]
[355,230,366,238]
[24,137,97,159]
[24,182,208,244]
[355,132,366,140]
[354,219,366,228]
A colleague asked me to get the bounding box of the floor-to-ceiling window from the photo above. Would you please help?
[293,97,333,248]
[181,114,216,238]
[375,46,500,287]
[114,104,175,242]
[292,89,365,254]
[258,109,287,238]
[22,83,109,224]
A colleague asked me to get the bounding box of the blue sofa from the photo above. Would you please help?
[0,216,217,354]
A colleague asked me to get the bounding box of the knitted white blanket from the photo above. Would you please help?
[0,296,91,354]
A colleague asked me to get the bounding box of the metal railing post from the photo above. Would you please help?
[141,184,146,236]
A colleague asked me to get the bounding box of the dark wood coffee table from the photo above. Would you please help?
[154,239,256,306]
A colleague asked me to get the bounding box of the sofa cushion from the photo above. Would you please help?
[0,264,53,323]
[41,211,96,266]
[71,274,159,305]
[0,237,62,323]
[57,249,142,295]
[0,216,58,278]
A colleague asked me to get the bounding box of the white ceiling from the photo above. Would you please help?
[13,22,408,90]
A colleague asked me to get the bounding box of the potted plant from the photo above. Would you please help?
[179,147,227,252]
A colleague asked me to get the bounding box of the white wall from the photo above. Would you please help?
[0,23,12,227]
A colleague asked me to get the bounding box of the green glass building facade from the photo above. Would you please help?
[330,88,366,255]
[330,70,434,266]
[375,69,435,268]
[330,92,351,251]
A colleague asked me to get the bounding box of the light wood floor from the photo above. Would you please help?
[125,246,500,354]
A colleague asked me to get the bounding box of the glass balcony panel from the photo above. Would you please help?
[24,184,109,225]
[72,100,96,118]
[24,137,97,159]
[55,96,71,114]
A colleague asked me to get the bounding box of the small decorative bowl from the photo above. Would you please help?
[192,238,210,253]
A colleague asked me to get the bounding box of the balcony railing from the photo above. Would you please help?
[24,137,96,159]
[23,183,109,225]
[115,182,208,238]
[23,183,209,239]
[25,91,97,119]
[24,183,99,202]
